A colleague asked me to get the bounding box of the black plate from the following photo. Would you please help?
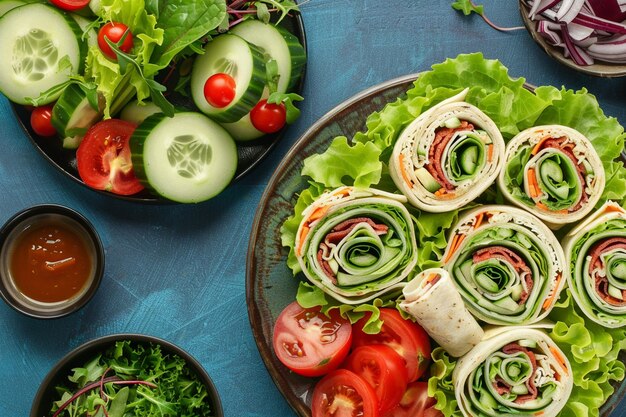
[11,13,307,204]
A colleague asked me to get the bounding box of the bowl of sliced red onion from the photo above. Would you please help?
[520,0,626,77]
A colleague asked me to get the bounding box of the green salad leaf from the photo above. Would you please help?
[280,52,626,416]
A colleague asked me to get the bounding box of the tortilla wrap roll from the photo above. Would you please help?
[453,326,572,417]
[562,201,626,328]
[389,88,505,212]
[442,205,566,325]
[498,125,604,229]
[399,268,484,357]
[294,186,418,305]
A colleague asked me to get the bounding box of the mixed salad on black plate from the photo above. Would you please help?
[0,0,305,202]
[271,54,626,417]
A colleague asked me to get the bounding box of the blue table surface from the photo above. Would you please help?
[1,1,626,416]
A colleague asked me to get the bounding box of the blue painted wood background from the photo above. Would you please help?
[1,1,625,416]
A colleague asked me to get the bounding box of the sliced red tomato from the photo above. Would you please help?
[30,105,56,137]
[345,345,408,414]
[353,309,431,382]
[312,369,379,417]
[98,22,134,60]
[250,99,286,133]
[272,302,352,377]
[382,381,443,417]
[76,119,144,196]
[49,0,90,11]
[203,73,236,108]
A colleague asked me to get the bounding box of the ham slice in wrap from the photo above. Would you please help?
[562,201,626,328]
[498,125,604,229]
[294,186,417,304]
[389,89,505,212]
[442,205,565,325]
[399,268,483,357]
[453,325,572,417]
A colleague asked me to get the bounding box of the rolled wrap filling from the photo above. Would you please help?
[400,268,484,357]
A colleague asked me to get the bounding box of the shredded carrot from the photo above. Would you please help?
[527,168,539,198]
[531,135,551,155]
[604,204,625,214]
[434,188,446,196]
[425,273,439,284]
[443,234,465,263]
[333,188,351,197]
[536,202,549,211]
[296,225,310,256]
[549,346,569,375]
[308,205,329,223]
[535,412,545,416]
[435,188,456,199]
[398,154,413,187]
[487,144,494,162]
[474,213,484,229]
[542,273,563,310]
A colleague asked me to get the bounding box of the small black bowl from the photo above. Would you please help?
[30,334,223,417]
[0,204,105,319]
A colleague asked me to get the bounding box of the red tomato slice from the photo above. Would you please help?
[312,369,379,417]
[272,302,352,377]
[49,0,90,11]
[76,119,144,196]
[353,309,431,382]
[382,381,443,417]
[345,345,408,414]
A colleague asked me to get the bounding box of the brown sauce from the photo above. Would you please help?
[9,222,92,303]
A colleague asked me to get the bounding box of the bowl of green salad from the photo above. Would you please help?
[30,334,222,417]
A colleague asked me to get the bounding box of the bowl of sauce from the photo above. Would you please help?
[0,204,104,318]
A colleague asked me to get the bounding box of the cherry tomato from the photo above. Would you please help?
[312,369,379,417]
[98,22,133,60]
[250,99,286,134]
[203,73,236,108]
[272,302,352,377]
[30,105,56,137]
[353,309,431,382]
[48,0,90,11]
[382,381,443,417]
[345,345,408,414]
[76,119,144,196]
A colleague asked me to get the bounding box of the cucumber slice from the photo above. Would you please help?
[608,284,623,300]
[0,3,86,105]
[518,339,538,348]
[120,100,161,125]
[414,167,441,193]
[70,13,98,48]
[230,19,306,93]
[221,113,265,142]
[0,1,24,17]
[52,83,103,147]
[493,296,518,311]
[130,112,238,203]
[191,34,266,123]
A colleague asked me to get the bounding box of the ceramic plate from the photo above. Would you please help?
[246,74,626,416]
[11,14,306,204]
[519,0,626,78]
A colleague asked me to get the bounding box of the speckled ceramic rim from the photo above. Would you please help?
[29,333,224,417]
[0,204,105,319]
[519,0,626,78]
[246,73,420,417]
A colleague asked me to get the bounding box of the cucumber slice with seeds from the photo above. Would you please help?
[52,83,103,148]
[191,34,266,123]
[0,3,86,105]
[130,112,238,203]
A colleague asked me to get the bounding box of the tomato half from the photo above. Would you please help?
[76,119,144,196]
[272,302,352,377]
[30,105,56,137]
[203,73,236,108]
[382,382,443,417]
[353,309,431,382]
[49,0,90,11]
[345,345,408,414]
[312,369,379,417]
[98,22,134,60]
[250,99,286,133]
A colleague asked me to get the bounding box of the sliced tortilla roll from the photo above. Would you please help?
[442,205,566,325]
[399,268,483,357]
[562,201,626,328]
[295,186,418,304]
[453,326,572,417]
[389,89,505,212]
[498,125,604,229]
